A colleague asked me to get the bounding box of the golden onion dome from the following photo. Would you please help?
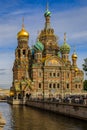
[17,27,29,39]
[74,67,78,72]
[72,53,78,59]
[10,91,14,96]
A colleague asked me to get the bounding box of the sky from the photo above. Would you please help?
[0,0,87,89]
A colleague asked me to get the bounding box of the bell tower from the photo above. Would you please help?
[39,3,59,57]
[13,19,31,81]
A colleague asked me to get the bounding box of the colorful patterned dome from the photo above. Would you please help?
[34,40,44,51]
[44,3,51,17]
[60,33,70,54]
[44,9,51,17]
[60,42,70,54]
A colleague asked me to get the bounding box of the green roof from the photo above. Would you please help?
[60,42,70,54]
[34,40,44,51]
[44,9,51,17]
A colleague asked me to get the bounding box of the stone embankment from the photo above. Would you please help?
[0,113,6,129]
[26,100,87,121]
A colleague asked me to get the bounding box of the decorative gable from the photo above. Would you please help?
[45,56,65,66]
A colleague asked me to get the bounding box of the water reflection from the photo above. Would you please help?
[0,103,87,130]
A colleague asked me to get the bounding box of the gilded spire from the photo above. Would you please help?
[17,17,29,39]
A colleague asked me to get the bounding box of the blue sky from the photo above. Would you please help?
[0,0,87,89]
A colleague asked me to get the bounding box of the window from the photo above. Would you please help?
[39,72,41,77]
[49,83,52,88]
[23,50,26,57]
[49,73,52,77]
[18,50,20,58]
[67,83,69,89]
[53,83,55,88]
[39,83,41,88]
[53,73,55,77]
[76,84,77,88]
[57,83,60,88]
[57,73,59,77]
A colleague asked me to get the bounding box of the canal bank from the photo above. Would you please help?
[25,100,87,121]
[7,98,87,121]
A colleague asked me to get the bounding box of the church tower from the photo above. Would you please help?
[13,19,30,81]
[39,3,59,57]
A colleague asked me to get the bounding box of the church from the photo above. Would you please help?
[10,6,84,99]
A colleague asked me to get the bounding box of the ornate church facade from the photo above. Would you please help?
[10,6,84,99]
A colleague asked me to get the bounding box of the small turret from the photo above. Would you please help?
[72,49,78,67]
[17,18,29,40]
[60,33,70,61]
[44,3,51,29]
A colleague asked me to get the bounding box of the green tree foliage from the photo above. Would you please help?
[82,58,87,75]
[83,80,87,90]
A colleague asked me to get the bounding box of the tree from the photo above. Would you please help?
[83,80,87,90]
[82,58,87,77]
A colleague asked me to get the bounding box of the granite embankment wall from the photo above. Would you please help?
[26,101,87,121]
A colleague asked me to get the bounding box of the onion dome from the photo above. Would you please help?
[74,67,78,72]
[72,53,78,60]
[44,3,51,17]
[60,33,70,54]
[17,27,29,39]
[44,10,51,17]
[34,40,44,51]
[10,90,14,96]
[17,18,29,39]
[60,42,70,54]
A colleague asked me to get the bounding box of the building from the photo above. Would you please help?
[0,88,9,97]
[10,6,84,99]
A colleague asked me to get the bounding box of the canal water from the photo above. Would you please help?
[0,103,87,130]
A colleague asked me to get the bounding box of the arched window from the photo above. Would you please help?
[18,50,20,58]
[57,83,59,88]
[23,50,26,57]
[39,83,41,88]
[53,83,56,88]
[49,83,52,88]
[53,73,55,77]
[57,73,59,77]
[75,84,77,88]
[67,83,69,89]
[49,73,52,77]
